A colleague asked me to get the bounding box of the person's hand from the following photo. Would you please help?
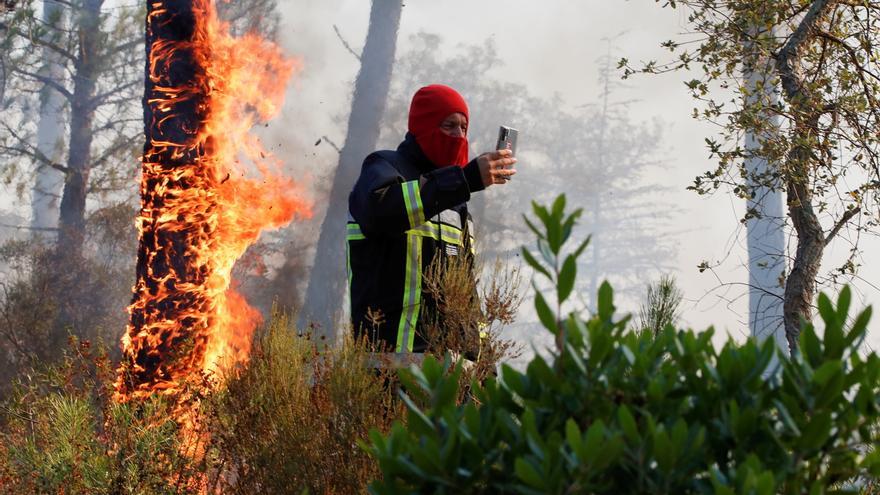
[477,149,517,187]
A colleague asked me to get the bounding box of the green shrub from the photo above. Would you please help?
[367,195,880,494]
[0,339,202,494]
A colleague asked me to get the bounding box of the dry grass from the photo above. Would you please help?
[420,254,523,400]
[204,311,402,494]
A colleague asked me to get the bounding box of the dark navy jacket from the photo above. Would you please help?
[347,133,484,352]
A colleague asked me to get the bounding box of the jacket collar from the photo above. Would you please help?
[397,132,435,173]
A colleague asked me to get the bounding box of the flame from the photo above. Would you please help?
[116,0,310,403]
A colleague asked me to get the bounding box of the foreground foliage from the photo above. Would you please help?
[369,195,880,494]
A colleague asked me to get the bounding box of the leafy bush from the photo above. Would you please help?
[367,195,880,494]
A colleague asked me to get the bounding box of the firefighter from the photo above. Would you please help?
[347,84,516,361]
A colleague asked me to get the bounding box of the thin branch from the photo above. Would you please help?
[13,68,73,101]
[0,222,58,232]
[27,33,77,64]
[89,79,140,107]
[825,208,860,245]
[104,38,142,57]
[0,126,70,174]
[321,135,342,153]
[333,24,361,62]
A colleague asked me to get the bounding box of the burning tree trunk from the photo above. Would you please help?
[117,0,308,401]
[301,0,402,335]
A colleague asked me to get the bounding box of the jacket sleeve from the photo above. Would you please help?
[349,153,485,237]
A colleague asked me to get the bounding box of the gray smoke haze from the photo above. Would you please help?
[267,0,880,350]
[1,0,876,358]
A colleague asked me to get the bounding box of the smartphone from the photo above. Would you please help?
[495,125,518,157]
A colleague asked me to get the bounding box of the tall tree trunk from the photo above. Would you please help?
[301,0,402,335]
[776,0,835,353]
[31,0,66,240]
[52,0,102,336]
[743,26,787,356]
[56,0,102,260]
[117,0,207,397]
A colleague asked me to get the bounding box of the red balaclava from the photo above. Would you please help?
[407,84,469,167]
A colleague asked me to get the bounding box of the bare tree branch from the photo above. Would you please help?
[333,24,361,62]
[826,208,860,245]
[13,68,73,101]
[321,135,342,153]
[776,0,838,100]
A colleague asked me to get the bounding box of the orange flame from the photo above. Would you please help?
[116,0,310,403]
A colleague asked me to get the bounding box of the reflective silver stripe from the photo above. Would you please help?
[402,180,425,229]
[396,232,422,352]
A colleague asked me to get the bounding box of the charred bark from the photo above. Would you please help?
[117,0,209,395]
[301,0,402,335]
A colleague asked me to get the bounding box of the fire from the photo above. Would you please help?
[116,0,310,403]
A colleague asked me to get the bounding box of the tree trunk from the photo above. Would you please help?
[783,163,824,353]
[56,0,102,260]
[51,0,102,336]
[31,0,66,239]
[117,0,208,397]
[775,0,836,353]
[301,0,402,336]
[743,26,787,356]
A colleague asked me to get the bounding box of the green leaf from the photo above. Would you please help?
[800,324,822,366]
[800,411,832,451]
[551,194,567,221]
[538,239,555,267]
[557,254,577,304]
[521,247,553,281]
[836,286,851,323]
[565,419,583,457]
[812,360,841,387]
[845,306,872,349]
[618,405,639,443]
[514,458,544,489]
[772,399,801,436]
[653,427,675,471]
[598,281,614,319]
[534,288,558,333]
[583,420,606,465]
[560,209,581,245]
[817,292,837,328]
[522,214,544,240]
[573,234,592,259]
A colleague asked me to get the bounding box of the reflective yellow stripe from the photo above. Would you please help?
[407,221,463,245]
[402,180,425,229]
[396,232,422,352]
[346,223,363,302]
[347,223,365,241]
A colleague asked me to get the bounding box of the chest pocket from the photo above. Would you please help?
[436,208,464,256]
